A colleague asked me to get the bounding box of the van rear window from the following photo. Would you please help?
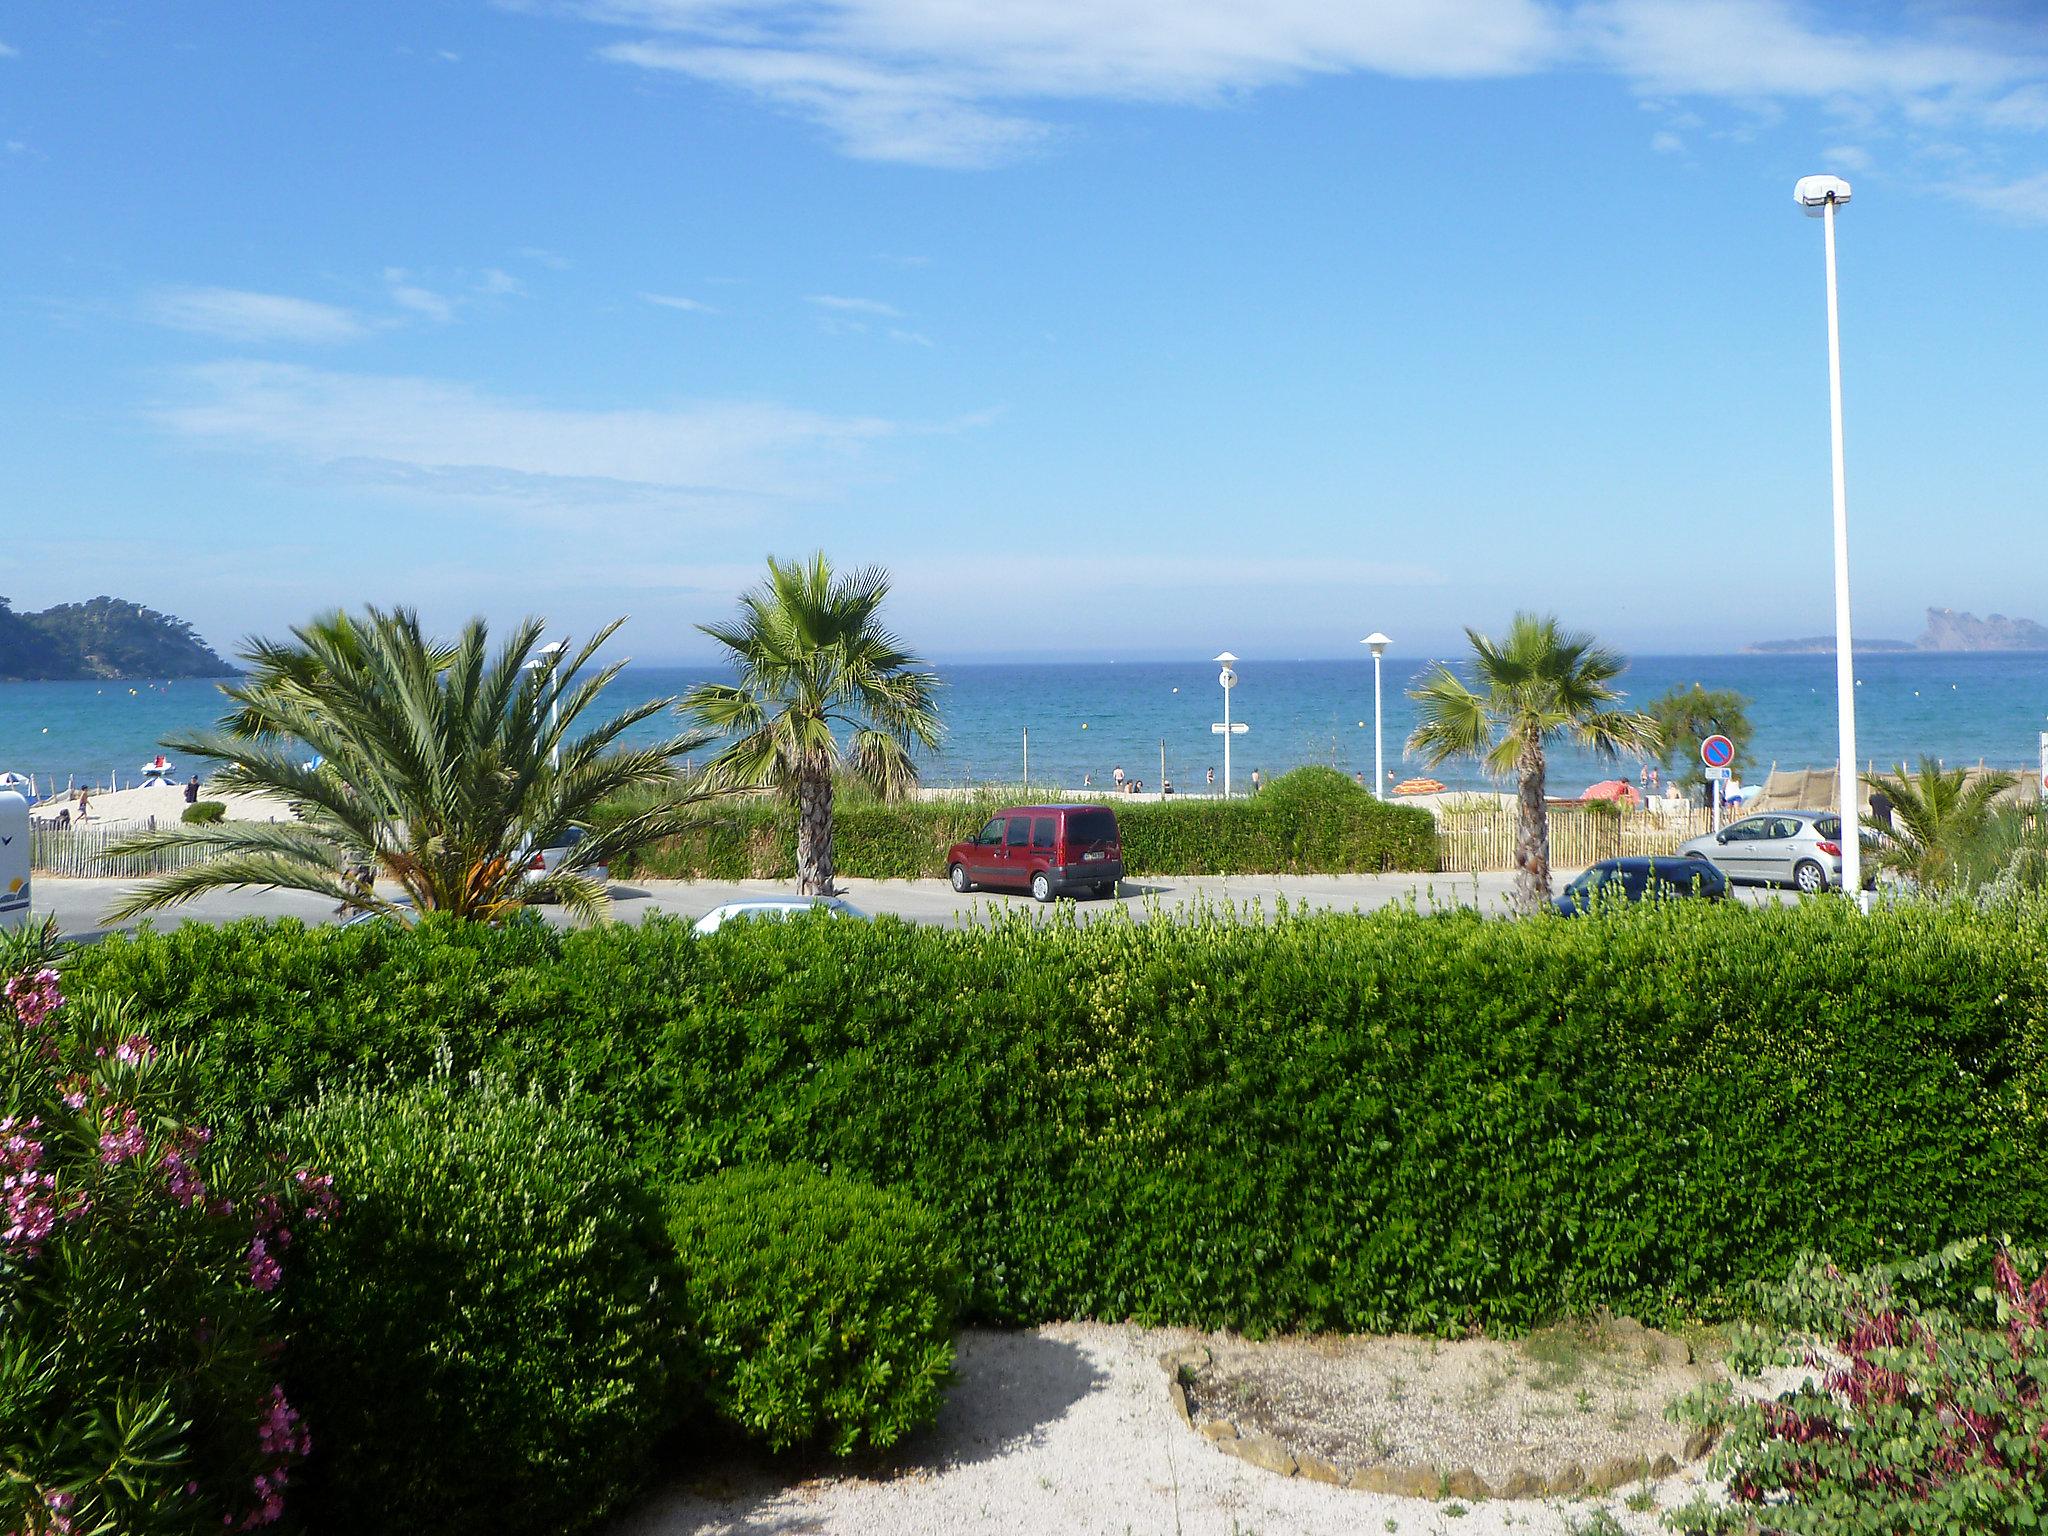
[1067,810,1119,844]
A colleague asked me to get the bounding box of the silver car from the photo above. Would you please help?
[692,896,868,935]
[1677,809,1846,893]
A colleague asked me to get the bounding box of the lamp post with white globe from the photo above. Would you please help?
[1362,633,1391,801]
[523,638,570,769]
[1795,173,1864,904]
[1212,652,1246,797]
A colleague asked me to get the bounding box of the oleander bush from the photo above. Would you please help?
[665,1166,963,1455]
[0,933,326,1536]
[269,1075,673,1536]
[67,897,2048,1335]
[590,765,1437,878]
[180,800,226,824]
[1670,1239,2048,1534]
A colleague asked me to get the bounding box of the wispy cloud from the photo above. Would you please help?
[0,41,17,59]
[384,268,457,323]
[1946,169,2048,224]
[806,293,902,317]
[1649,129,1683,154]
[145,287,368,345]
[546,0,2048,187]
[476,267,525,297]
[152,361,904,518]
[641,292,720,313]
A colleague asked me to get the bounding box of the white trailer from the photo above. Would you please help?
[0,790,29,933]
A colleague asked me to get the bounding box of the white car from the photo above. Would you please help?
[521,826,608,887]
[691,896,867,936]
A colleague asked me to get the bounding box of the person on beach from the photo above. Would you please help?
[1205,767,1214,789]
[1113,765,1125,791]
[1251,768,1262,794]
[184,775,201,805]
[75,788,91,822]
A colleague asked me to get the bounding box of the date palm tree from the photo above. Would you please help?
[681,554,941,897]
[107,607,709,923]
[1408,613,1660,913]
[1862,757,2017,892]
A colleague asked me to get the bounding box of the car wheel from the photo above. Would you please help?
[1031,871,1053,903]
[949,863,971,893]
[1794,859,1828,895]
[1095,881,1116,899]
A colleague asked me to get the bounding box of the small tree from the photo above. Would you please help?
[1863,758,2017,893]
[681,555,941,897]
[1408,613,1659,913]
[108,607,710,923]
[1646,683,1753,797]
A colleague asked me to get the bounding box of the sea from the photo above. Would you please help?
[4,652,2047,799]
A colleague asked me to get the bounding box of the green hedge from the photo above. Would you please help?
[595,765,1436,878]
[66,899,2048,1335]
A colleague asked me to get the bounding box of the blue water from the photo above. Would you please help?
[4,653,2046,797]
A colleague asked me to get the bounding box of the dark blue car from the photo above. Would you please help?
[1555,855,1729,915]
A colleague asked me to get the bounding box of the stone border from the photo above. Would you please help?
[1160,1342,1717,1501]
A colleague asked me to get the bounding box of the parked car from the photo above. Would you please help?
[945,804,1124,902]
[520,825,608,888]
[692,896,868,935]
[1555,856,1730,914]
[1676,809,1849,893]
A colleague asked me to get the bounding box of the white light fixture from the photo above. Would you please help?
[1213,653,1241,797]
[1794,173,1863,905]
[1362,633,1391,801]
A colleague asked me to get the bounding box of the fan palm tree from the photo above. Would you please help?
[1862,758,2017,892]
[107,607,710,924]
[1408,613,1660,913]
[681,554,941,897]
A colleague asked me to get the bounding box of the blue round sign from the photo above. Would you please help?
[1701,734,1735,769]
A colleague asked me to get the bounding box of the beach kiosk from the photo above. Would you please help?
[0,788,28,934]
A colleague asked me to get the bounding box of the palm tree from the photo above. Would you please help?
[1408,613,1660,913]
[1862,758,2017,892]
[682,554,941,897]
[107,607,709,924]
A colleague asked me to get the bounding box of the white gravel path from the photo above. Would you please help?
[618,1324,1720,1536]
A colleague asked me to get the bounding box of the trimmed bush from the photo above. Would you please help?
[181,800,227,824]
[666,1166,963,1454]
[68,898,2048,1335]
[592,766,1437,878]
[271,1076,673,1536]
[0,951,325,1535]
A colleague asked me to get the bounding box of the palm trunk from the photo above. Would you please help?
[1514,734,1551,913]
[795,770,835,896]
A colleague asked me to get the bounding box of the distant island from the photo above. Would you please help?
[0,596,233,681]
[1748,607,2048,654]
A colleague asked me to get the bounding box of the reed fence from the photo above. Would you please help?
[30,822,217,879]
[1436,804,1719,874]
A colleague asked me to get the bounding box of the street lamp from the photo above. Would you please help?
[1213,652,1241,797]
[1794,173,1863,904]
[524,639,570,769]
[1362,633,1391,801]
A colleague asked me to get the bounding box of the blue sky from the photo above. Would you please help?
[3,1,2046,663]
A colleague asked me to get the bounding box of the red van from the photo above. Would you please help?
[946,805,1124,902]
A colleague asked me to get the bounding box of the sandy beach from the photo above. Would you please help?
[29,781,290,830]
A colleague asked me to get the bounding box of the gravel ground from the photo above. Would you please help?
[617,1324,1718,1536]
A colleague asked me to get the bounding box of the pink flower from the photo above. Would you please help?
[113,1034,155,1065]
[293,1169,336,1222]
[2,1115,60,1258]
[97,1107,147,1167]
[161,1149,206,1207]
[247,1235,282,1293]
[3,968,62,1029]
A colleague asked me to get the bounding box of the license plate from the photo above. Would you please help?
[1082,851,1104,861]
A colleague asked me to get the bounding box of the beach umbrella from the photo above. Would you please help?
[0,772,30,792]
[1580,778,1640,803]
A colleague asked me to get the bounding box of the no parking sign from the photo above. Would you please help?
[1700,734,1735,770]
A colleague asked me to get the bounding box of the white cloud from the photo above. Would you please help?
[1650,129,1683,153]
[0,41,17,58]
[519,245,573,269]
[1821,143,1872,172]
[641,291,720,312]
[145,286,368,345]
[475,267,526,296]
[887,327,933,347]
[384,268,458,322]
[151,361,903,516]
[1946,169,2048,223]
[806,292,901,316]
[543,0,2048,181]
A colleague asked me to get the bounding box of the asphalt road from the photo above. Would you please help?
[27,868,1794,942]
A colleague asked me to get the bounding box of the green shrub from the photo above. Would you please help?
[181,800,226,824]
[1672,1239,2048,1534]
[666,1166,962,1454]
[1,940,324,1535]
[592,767,1436,878]
[68,898,2048,1336]
[271,1076,672,1536]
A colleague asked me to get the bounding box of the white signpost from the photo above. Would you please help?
[0,790,29,934]
[1213,653,1248,797]
[1701,734,1736,836]
[2038,730,2048,798]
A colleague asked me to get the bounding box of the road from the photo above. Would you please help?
[26,869,1793,942]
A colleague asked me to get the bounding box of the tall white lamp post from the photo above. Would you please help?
[1213,652,1245,797]
[1795,174,1863,904]
[524,639,570,768]
[1362,632,1391,801]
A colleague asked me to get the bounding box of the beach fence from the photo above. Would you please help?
[30,821,215,878]
[1435,803,1719,874]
